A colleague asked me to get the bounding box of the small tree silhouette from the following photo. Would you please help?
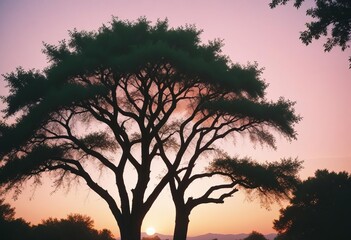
[244,231,268,240]
[274,170,351,239]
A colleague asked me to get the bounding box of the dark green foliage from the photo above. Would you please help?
[274,170,351,240]
[42,18,266,98]
[203,97,299,142]
[3,68,49,116]
[0,145,63,188]
[0,18,298,191]
[210,158,302,205]
[244,231,268,240]
[80,132,117,151]
[270,0,351,67]
[0,82,106,158]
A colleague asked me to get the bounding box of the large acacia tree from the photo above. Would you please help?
[0,18,300,240]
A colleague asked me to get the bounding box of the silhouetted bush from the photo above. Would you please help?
[244,231,268,240]
[31,214,115,240]
[0,199,31,240]
[0,199,114,240]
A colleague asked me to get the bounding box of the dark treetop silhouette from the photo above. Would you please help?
[0,199,114,240]
[274,170,351,240]
[31,214,114,240]
[0,198,31,240]
[270,0,351,68]
[0,18,300,240]
[243,231,268,240]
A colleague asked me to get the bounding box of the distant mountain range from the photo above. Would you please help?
[188,233,277,240]
[134,232,277,240]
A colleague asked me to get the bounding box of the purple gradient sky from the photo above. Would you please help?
[1,0,350,237]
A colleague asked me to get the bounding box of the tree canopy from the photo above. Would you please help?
[0,17,300,240]
[270,0,351,67]
[274,170,351,240]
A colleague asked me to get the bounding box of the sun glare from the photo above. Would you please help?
[146,227,156,236]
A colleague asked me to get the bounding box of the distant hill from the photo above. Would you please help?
[135,232,277,240]
[189,233,249,240]
[188,233,276,240]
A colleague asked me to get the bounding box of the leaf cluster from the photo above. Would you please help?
[270,0,351,67]
[0,146,64,194]
[202,97,300,142]
[210,157,302,205]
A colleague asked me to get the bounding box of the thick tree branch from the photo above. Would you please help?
[188,185,238,209]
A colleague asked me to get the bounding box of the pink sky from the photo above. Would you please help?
[1,0,350,237]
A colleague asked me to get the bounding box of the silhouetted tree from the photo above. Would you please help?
[30,214,114,240]
[99,229,116,240]
[270,0,351,67]
[274,170,351,239]
[244,231,268,240]
[0,199,32,240]
[0,18,300,240]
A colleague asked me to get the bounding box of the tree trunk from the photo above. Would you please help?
[173,207,191,240]
[118,217,142,240]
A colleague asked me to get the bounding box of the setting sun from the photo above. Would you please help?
[146,227,156,236]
